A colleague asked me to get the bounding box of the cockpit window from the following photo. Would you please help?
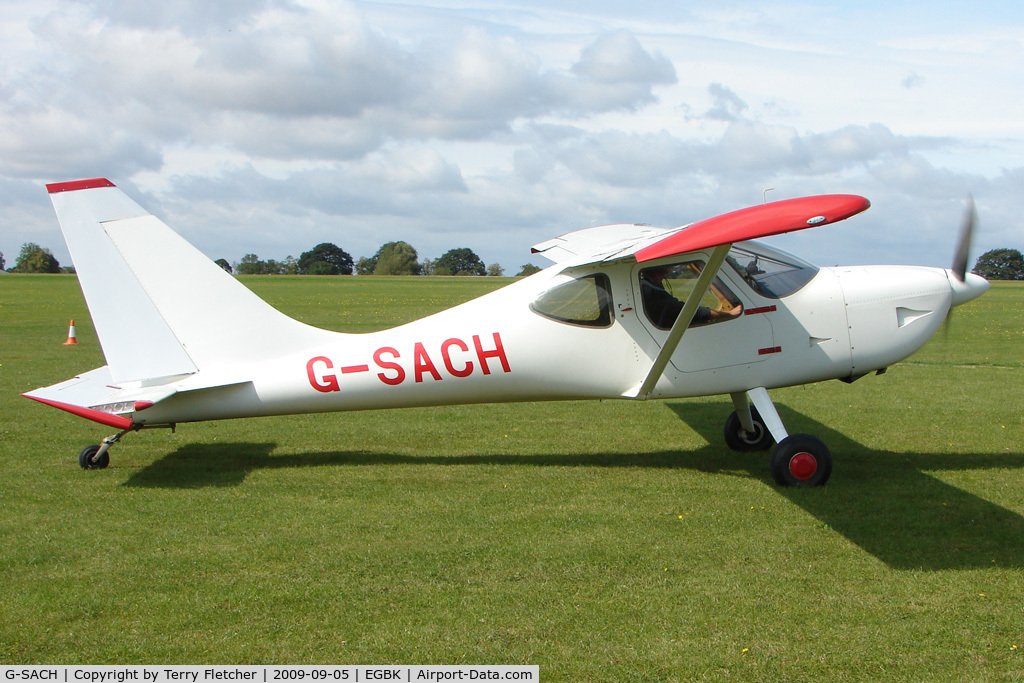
[531,273,613,327]
[639,260,742,330]
[726,242,819,298]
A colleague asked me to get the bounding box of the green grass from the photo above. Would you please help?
[1,275,1022,681]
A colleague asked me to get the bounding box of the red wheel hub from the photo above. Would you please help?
[789,452,818,480]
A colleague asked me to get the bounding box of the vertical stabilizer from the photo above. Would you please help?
[48,179,335,384]
[48,179,198,382]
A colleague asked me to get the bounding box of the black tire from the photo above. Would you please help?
[724,407,774,451]
[78,444,109,470]
[770,434,831,487]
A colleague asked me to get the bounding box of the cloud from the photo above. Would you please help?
[704,82,747,121]
[31,2,418,119]
[565,29,677,111]
[525,119,926,189]
[1,0,1021,275]
[90,0,281,32]
[902,72,926,89]
[0,105,164,178]
[10,4,679,168]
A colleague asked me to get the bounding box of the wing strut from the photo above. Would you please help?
[634,244,732,399]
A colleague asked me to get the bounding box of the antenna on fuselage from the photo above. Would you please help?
[762,188,775,204]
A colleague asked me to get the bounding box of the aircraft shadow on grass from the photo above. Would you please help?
[123,401,1024,571]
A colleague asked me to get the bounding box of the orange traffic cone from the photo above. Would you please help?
[63,320,78,345]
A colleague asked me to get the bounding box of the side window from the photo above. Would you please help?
[531,274,613,327]
[639,261,743,330]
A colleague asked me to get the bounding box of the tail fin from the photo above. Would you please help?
[48,178,334,384]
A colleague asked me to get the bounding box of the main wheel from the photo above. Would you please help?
[770,434,831,487]
[78,444,109,470]
[724,407,774,451]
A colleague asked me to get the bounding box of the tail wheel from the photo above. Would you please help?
[78,444,109,470]
[770,434,832,487]
[724,407,774,451]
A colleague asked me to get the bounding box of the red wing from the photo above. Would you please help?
[635,194,870,263]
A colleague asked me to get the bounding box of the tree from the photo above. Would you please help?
[214,258,233,274]
[355,256,376,276]
[264,259,287,275]
[235,253,266,275]
[487,263,504,277]
[973,248,1024,280]
[298,243,353,275]
[234,254,289,275]
[374,241,421,275]
[305,261,336,275]
[11,242,60,273]
[434,247,486,276]
[516,263,542,277]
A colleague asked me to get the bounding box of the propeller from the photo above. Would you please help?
[944,195,988,338]
[950,195,977,282]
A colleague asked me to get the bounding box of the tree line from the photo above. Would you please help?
[225,241,543,278]
[6,240,1023,280]
[0,241,542,277]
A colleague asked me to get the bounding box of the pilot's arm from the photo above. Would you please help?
[693,304,741,324]
[708,306,741,322]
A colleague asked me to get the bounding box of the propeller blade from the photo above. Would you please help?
[951,195,976,282]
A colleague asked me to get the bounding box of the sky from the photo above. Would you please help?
[1,0,1022,274]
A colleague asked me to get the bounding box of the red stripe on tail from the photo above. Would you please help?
[21,394,134,430]
[46,178,116,194]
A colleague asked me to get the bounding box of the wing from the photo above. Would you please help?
[532,194,870,266]
[531,223,671,264]
[635,194,870,262]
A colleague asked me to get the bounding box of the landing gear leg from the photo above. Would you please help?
[725,392,774,451]
[78,429,130,470]
[727,387,833,487]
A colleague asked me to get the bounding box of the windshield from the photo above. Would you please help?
[725,241,819,298]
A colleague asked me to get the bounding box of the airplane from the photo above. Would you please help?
[23,178,990,486]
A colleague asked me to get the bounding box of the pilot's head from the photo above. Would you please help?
[644,266,671,283]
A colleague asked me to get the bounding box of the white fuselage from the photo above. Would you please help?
[131,251,985,426]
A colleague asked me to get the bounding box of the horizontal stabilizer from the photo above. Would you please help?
[22,363,258,428]
[23,394,135,430]
[21,366,180,429]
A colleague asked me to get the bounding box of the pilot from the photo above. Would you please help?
[640,265,740,328]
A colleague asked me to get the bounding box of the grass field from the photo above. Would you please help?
[1,274,1022,681]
